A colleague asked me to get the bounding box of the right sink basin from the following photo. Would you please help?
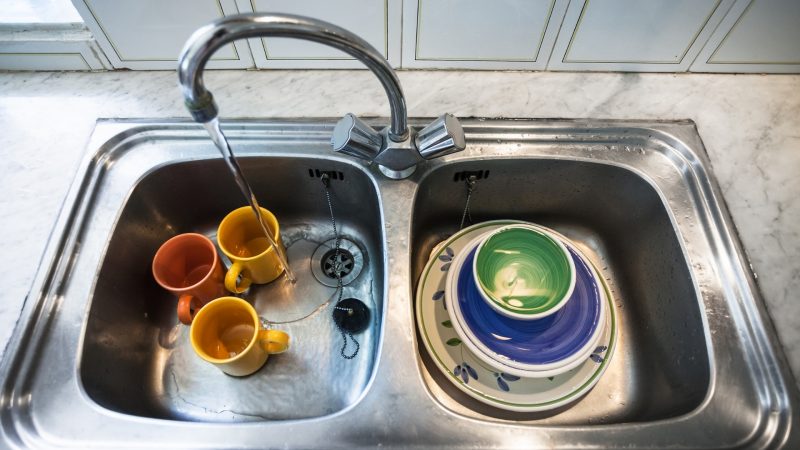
[411,157,708,424]
[405,119,796,447]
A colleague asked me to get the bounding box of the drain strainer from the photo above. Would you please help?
[311,238,364,287]
[322,248,354,278]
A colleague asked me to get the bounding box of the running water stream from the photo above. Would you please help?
[203,118,297,283]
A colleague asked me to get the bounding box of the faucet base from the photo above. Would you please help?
[378,164,416,179]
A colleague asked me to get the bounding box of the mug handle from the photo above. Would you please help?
[258,329,290,354]
[224,261,252,294]
[177,295,204,324]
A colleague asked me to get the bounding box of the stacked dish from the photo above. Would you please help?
[416,221,617,412]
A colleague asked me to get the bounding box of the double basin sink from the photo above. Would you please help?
[0,118,796,448]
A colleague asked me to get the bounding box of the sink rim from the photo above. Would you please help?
[0,118,795,449]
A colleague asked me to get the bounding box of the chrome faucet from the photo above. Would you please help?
[177,13,465,179]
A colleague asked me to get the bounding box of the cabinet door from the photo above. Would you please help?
[548,0,733,71]
[241,0,401,69]
[402,0,569,69]
[0,27,109,71]
[691,0,800,73]
[72,0,254,69]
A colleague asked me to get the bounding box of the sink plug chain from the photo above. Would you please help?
[458,175,478,230]
[322,174,360,359]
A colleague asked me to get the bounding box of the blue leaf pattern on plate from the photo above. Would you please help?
[497,377,509,392]
[589,345,608,364]
[454,363,477,384]
[438,247,455,271]
[493,372,518,391]
[500,373,520,381]
[438,247,454,263]
[432,290,445,301]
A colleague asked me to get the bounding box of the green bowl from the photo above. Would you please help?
[473,224,576,319]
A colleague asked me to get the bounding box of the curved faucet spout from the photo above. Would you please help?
[178,13,409,141]
[179,12,465,179]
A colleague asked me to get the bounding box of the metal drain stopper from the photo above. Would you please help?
[322,248,355,279]
[311,238,365,287]
[332,298,370,334]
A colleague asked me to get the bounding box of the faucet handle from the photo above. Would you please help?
[415,114,466,160]
[332,113,383,161]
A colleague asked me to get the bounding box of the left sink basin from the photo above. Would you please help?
[8,120,387,424]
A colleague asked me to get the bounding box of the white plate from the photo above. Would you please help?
[416,220,617,412]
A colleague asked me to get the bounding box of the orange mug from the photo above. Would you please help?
[152,233,226,324]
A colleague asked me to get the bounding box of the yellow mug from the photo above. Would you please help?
[217,206,285,293]
[190,297,290,377]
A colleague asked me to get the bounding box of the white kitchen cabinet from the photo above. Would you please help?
[240,0,401,69]
[402,0,569,69]
[548,0,734,71]
[691,0,800,73]
[38,0,795,73]
[0,25,109,70]
[71,0,254,69]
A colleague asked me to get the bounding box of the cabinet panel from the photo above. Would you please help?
[243,0,400,69]
[712,0,800,63]
[548,0,733,71]
[0,53,89,70]
[0,28,109,71]
[418,0,551,60]
[402,0,569,69]
[72,0,254,69]
[691,0,800,73]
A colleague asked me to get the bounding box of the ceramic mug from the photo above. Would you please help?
[217,206,285,293]
[190,297,290,376]
[152,233,226,324]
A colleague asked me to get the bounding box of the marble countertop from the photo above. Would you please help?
[0,71,798,389]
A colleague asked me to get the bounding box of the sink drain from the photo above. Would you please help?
[311,238,364,287]
[322,248,354,279]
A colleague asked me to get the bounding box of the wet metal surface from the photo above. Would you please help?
[0,119,796,448]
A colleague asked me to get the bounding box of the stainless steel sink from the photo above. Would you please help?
[1,118,796,448]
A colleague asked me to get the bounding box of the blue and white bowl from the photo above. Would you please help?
[445,228,607,378]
